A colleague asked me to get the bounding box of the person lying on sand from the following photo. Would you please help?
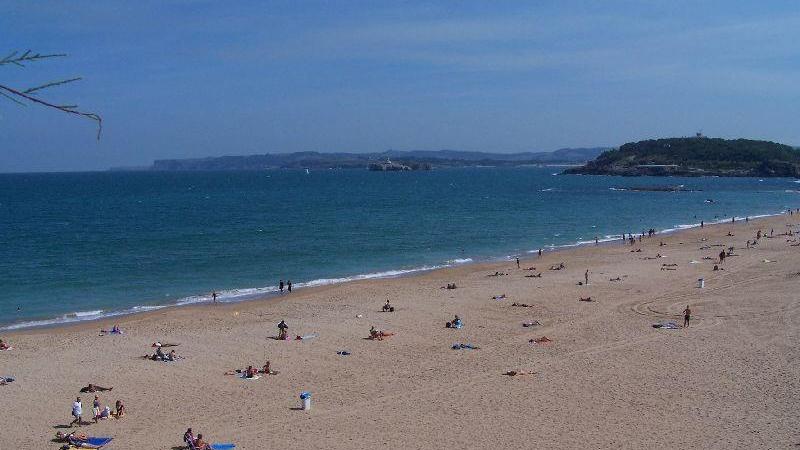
[80,383,112,393]
[524,273,542,278]
[56,431,88,442]
[382,300,395,312]
[441,283,457,289]
[549,263,565,270]
[369,326,394,340]
[523,267,537,271]
[529,336,552,344]
[99,324,123,335]
[630,248,642,253]
[152,341,179,348]
[609,276,622,282]
[579,297,593,302]
[492,294,506,300]
[511,302,533,307]
[503,370,537,376]
[488,271,508,277]
[0,338,9,350]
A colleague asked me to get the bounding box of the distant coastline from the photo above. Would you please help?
[116,148,606,171]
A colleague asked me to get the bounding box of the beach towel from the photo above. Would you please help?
[336,350,351,356]
[296,333,319,340]
[522,321,540,327]
[652,321,679,329]
[211,444,236,450]
[240,374,261,380]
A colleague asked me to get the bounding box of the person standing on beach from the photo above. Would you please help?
[683,305,691,327]
[700,221,704,228]
[212,291,217,303]
[584,269,589,285]
[538,248,542,257]
[70,397,83,427]
[279,280,284,293]
[595,236,598,245]
[277,320,288,340]
[516,257,520,269]
[287,280,292,292]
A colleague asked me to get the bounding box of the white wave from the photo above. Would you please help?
[540,188,556,192]
[608,187,627,191]
[447,258,473,264]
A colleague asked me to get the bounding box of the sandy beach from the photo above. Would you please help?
[2,214,799,449]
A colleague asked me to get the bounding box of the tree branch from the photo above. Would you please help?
[23,77,82,94]
[0,83,102,139]
[0,50,67,67]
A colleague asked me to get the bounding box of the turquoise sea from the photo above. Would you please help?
[1,168,798,329]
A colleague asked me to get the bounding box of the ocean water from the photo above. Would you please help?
[1,168,798,329]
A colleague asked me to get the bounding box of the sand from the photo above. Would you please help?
[2,214,799,449]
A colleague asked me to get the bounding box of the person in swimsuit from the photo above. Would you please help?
[115,399,125,417]
[80,383,113,393]
[683,305,691,327]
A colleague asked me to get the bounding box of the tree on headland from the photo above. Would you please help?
[0,50,102,139]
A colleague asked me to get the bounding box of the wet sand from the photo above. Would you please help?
[2,214,799,449]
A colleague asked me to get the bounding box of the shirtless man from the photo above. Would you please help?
[683,305,692,328]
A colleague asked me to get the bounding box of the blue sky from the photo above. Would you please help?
[1,1,799,172]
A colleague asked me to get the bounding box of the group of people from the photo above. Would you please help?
[224,361,274,378]
[184,428,211,449]
[70,391,125,427]
[279,279,293,293]
[146,342,180,361]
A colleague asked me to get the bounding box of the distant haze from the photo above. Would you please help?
[2,1,799,172]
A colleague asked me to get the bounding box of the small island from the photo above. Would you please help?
[564,136,800,177]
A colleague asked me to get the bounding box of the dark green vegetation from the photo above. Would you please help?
[565,138,800,177]
[143,148,605,171]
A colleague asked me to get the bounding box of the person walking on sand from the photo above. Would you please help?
[287,280,292,293]
[683,305,691,328]
[584,269,589,285]
[279,280,284,293]
[516,257,520,269]
[70,397,83,427]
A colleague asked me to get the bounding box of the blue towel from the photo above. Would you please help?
[212,443,236,450]
[86,437,113,446]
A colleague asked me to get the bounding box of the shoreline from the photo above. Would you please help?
[2,209,799,449]
[4,208,792,337]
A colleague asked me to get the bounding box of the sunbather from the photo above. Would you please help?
[382,300,395,312]
[511,302,533,307]
[503,370,536,376]
[529,336,552,344]
[369,326,394,340]
[114,399,125,418]
[194,433,211,450]
[445,315,463,328]
[0,338,10,350]
[80,383,113,393]
[579,297,593,302]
